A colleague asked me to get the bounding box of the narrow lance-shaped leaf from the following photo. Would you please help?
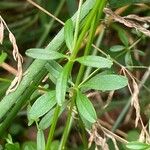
[109,45,125,52]
[76,90,97,123]
[26,48,66,60]
[39,103,66,130]
[126,141,150,150]
[45,60,63,84]
[56,63,71,106]
[118,29,129,46]
[0,52,7,64]
[64,19,74,52]
[37,129,45,150]
[76,56,113,68]
[125,51,133,66]
[28,91,56,121]
[81,74,128,91]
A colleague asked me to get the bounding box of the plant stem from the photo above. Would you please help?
[75,14,98,85]
[59,0,107,149]
[73,0,83,50]
[83,29,105,80]
[45,105,60,150]
[0,68,47,136]
[59,92,75,150]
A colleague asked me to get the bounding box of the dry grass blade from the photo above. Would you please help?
[121,67,141,127]
[131,79,140,127]
[26,0,64,25]
[104,8,150,37]
[0,15,23,94]
[123,15,150,24]
[6,32,23,94]
[0,21,4,44]
[88,122,128,150]
[87,125,109,150]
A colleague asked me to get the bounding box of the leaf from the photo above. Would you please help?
[127,130,139,142]
[135,50,145,56]
[76,90,97,123]
[80,114,93,129]
[81,74,128,91]
[118,29,129,46]
[39,103,66,130]
[39,108,55,130]
[5,143,20,150]
[26,48,66,60]
[50,141,60,150]
[45,60,63,84]
[109,45,125,52]
[64,19,74,52]
[125,51,133,66]
[76,56,113,68]
[56,63,70,106]
[37,129,45,150]
[0,52,7,64]
[22,142,36,150]
[28,91,56,121]
[126,141,150,150]
[108,0,150,8]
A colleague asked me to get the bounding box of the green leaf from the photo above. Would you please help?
[76,90,97,123]
[56,63,70,106]
[39,108,55,130]
[80,115,93,129]
[127,130,139,142]
[134,50,145,56]
[28,91,56,121]
[64,19,74,52]
[0,52,7,64]
[109,45,125,52]
[22,141,36,150]
[50,141,60,150]
[118,29,129,46]
[76,56,113,68]
[37,129,45,150]
[126,141,150,150]
[26,48,65,60]
[5,143,20,150]
[108,0,150,8]
[125,51,133,66]
[81,74,128,91]
[39,104,66,130]
[45,60,63,84]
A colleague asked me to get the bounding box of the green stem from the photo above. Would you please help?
[73,0,84,50]
[83,29,105,80]
[75,14,98,85]
[59,0,107,149]
[0,68,47,136]
[45,105,60,150]
[70,0,103,60]
[78,68,100,88]
[59,90,76,150]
